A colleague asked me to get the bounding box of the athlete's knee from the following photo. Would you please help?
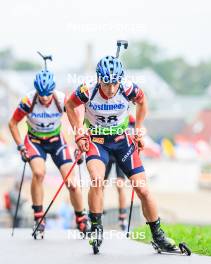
[68,181,78,193]
[90,175,104,189]
[134,185,150,200]
[89,186,103,198]
[116,178,125,191]
[33,169,45,182]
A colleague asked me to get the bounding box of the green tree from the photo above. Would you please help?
[122,40,211,95]
[0,48,14,69]
[122,41,161,69]
[0,47,41,71]
[12,60,40,71]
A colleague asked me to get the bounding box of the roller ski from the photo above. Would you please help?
[32,218,45,240]
[151,240,191,256]
[148,218,191,256]
[89,224,103,255]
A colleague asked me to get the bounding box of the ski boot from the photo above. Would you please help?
[75,211,91,238]
[33,218,45,240]
[89,223,103,255]
[118,209,128,231]
[119,218,128,231]
[148,218,191,256]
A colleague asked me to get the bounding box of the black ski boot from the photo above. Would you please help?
[118,208,128,231]
[88,212,103,254]
[89,223,104,254]
[148,218,191,255]
[147,218,176,251]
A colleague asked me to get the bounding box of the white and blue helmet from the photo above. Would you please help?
[34,70,55,96]
[96,56,124,84]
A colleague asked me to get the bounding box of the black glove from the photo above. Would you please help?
[17,144,30,162]
[74,149,84,165]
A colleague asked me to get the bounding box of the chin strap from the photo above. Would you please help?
[29,92,63,113]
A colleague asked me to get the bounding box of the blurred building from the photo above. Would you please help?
[144,116,186,140]
[127,68,175,101]
[0,79,10,124]
[176,109,211,145]
[0,72,24,124]
[206,84,211,96]
[83,43,95,73]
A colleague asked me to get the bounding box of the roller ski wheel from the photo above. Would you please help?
[33,231,44,240]
[179,242,191,256]
[151,241,191,256]
[33,219,45,240]
[89,239,100,255]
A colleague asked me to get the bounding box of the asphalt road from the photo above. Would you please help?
[1,229,210,264]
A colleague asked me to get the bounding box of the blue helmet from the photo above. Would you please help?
[96,56,124,84]
[34,70,55,96]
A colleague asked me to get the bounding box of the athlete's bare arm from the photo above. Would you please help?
[65,99,84,134]
[135,95,148,131]
[65,99,88,152]
[8,116,24,146]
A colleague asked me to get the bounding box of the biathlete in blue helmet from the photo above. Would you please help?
[9,69,89,238]
[65,55,176,251]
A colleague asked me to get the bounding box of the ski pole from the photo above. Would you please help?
[126,188,135,238]
[32,151,82,237]
[126,148,141,238]
[78,163,82,191]
[74,149,83,191]
[11,162,27,236]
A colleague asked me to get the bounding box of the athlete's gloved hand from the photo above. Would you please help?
[74,148,84,165]
[133,134,145,152]
[75,134,89,153]
[17,144,30,162]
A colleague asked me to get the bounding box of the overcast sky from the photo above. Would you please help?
[0,0,211,70]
